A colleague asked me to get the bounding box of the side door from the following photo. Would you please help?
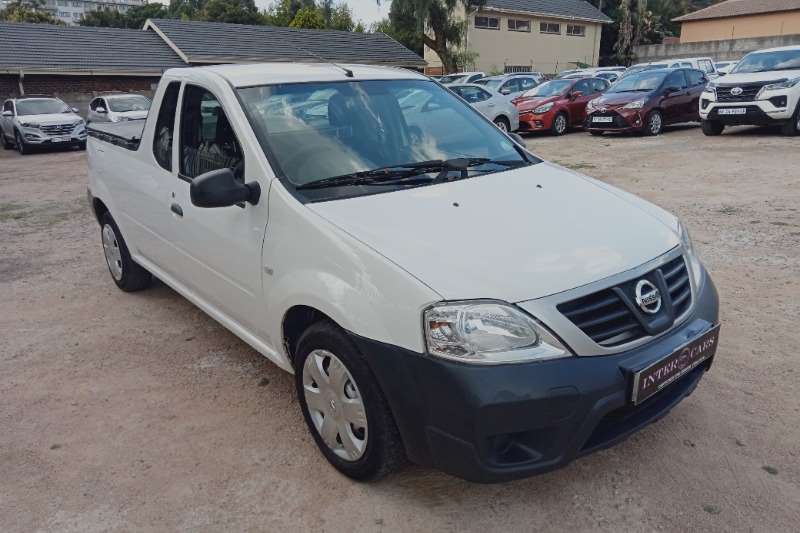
[660,70,689,123]
[498,78,521,101]
[88,98,101,123]
[685,69,707,121]
[469,87,497,118]
[169,83,269,336]
[566,79,594,125]
[1,100,13,137]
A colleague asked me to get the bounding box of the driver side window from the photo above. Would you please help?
[665,70,688,89]
[179,85,244,182]
[573,79,592,95]
[2,101,13,114]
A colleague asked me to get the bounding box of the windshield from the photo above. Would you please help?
[439,74,466,84]
[474,78,502,89]
[521,80,572,98]
[15,98,70,116]
[108,95,150,113]
[608,71,666,93]
[238,79,529,196]
[733,49,800,73]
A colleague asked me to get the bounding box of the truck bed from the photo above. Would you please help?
[87,120,145,151]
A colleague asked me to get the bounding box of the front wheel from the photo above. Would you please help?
[551,112,568,136]
[100,212,152,292]
[644,110,663,136]
[295,321,405,481]
[781,105,800,136]
[493,116,510,132]
[15,131,29,155]
[701,120,725,136]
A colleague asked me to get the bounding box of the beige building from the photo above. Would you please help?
[424,0,611,75]
[675,0,800,43]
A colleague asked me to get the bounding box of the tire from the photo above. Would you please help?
[644,110,663,136]
[295,321,405,481]
[551,112,568,136]
[781,104,800,136]
[15,130,29,155]
[77,141,87,151]
[701,120,724,136]
[493,116,510,132]
[99,212,151,292]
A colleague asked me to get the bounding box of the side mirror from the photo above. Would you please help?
[71,107,79,113]
[190,168,261,208]
[664,86,680,95]
[500,87,512,95]
[1,110,12,117]
[508,132,525,145]
[569,90,583,100]
[96,107,107,114]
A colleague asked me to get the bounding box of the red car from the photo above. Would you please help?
[585,68,708,136]
[513,77,611,135]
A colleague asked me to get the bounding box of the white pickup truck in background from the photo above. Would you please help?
[87,63,719,483]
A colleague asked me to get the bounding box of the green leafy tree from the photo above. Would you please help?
[328,3,355,31]
[289,5,324,28]
[125,3,170,28]
[201,0,263,24]
[79,8,128,27]
[0,0,64,24]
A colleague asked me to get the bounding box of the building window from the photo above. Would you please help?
[475,16,499,30]
[566,24,586,36]
[505,65,532,73]
[508,19,530,32]
[540,22,561,34]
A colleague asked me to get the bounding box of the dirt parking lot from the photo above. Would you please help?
[2,125,799,532]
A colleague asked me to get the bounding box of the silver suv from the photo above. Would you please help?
[1,96,87,154]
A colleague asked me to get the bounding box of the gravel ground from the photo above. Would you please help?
[1,125,799,532]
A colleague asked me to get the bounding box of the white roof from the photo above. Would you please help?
[750,44,800,53]
[164,62,427,88]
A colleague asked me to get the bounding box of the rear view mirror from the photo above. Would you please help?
[96,107,107,114]
[1,110,12,117]
[190,168,261,208]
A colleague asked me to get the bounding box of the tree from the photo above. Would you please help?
[125,3,170,28]
[289,5,324,29]
[0,0,64,24]
[328,3,355,31]
[79,8,128,28]
[201,0,263,24]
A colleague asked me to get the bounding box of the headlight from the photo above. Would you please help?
[424,300,571,364]
[533,102,554,114]
[587,98,599,110]
[678,221,703,289]
[704,82,717,97]
[757,77,800,98]
[623,98,646,109]
[19,122,39,129]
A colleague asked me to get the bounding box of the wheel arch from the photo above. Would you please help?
[282,304,336,368]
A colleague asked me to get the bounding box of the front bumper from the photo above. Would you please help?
[518,111,555,131]
[19,127,87,145]
[352,268,719,483]
[700,92,796,124]
[585,107,646,132]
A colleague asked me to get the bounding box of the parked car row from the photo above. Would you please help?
[1,92,151,155]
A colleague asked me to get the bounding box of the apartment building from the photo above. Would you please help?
[43,0,146,25]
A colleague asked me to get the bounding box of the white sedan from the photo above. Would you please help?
[447,83,520,132]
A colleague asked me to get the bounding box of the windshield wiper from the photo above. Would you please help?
[295,158,528,190]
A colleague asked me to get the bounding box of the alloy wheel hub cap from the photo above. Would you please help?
[302,349,368,461]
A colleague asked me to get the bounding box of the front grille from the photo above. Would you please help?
[40,123,76,136]
[558,255,692,347]
[716,83,765,102]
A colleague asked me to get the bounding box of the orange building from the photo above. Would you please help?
[675,0,800,43]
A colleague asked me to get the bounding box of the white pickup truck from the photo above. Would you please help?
[87,63,720,483]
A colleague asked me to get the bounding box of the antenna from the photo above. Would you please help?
[295,43,354,78]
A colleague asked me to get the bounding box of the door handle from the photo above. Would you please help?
[170,203,183,217]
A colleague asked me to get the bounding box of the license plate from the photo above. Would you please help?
[631,325,720,405]
[717,108,747,115]
[592,116,614,123]
[52,136,68,143]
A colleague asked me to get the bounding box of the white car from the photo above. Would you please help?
[714,61,738,76]
[87,94,151,124]
[1,96,87,154]
[447,83,520,132]
[86,62,720,483]
[701,45,800,136]
[438,71,485,84]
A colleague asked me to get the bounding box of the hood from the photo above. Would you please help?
[114,110,149,120]
[308,163,680,303]
[16,112,81,126]
[515,95,559,112]
[715,70,800,85]
[593,91,653,107]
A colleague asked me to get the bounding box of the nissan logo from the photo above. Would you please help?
[635,279,662,315]
[730,87,743,96]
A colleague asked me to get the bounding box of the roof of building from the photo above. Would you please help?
[674,0,800,22]
[482,0,613,23]
[0,22,185,75]
[144,19,425,67]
